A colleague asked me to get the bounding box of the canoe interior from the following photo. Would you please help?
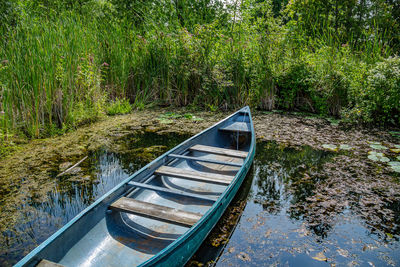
[17,108,254,267]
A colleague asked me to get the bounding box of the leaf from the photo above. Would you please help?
[192,116,203,121]
[369,144,387,150]
[388,161,400,172]
[158,118,173,124]
[367,151,390,162]
[386,233,394,239]
[184,113,193,119]
[312,252,327,262]
[367,141,382,145]
[390,149,400,153]
[339,144,352,150]
[322,144,338,151]
[327,118,340,126]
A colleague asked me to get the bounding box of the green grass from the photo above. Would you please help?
[0,1,399,139]
[106,98,132,115]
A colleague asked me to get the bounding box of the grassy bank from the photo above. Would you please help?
[1,0,399,139]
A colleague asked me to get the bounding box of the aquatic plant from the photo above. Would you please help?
[106,98,132,115]
[367,151,390,162]
[388,161,400,173]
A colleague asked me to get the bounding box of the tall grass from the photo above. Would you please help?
[0,2,398,138]
[0,12,105,137]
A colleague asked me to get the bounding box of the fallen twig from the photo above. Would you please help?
[57,156,88,177]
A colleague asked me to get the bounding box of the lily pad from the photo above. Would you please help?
[339,144,352,150]
[391,145,400,153]
[369,144,388,150]
[367,141,382,145]
[191,116,204,121]
[398,156,400,161]
[388,161,400,173]
[158,118,173,124]
[368,151,390,162]
[322,144,338,151]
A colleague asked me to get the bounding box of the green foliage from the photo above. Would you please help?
[368,151,390,162]
[1,0,400,139]
[106,98,132,115]
[0,1,18,30]
[276,61,312,110]
[344,57,400,125]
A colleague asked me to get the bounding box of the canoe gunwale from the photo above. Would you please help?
[15,106,254,267]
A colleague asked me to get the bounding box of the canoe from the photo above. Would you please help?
[16,106,255,267]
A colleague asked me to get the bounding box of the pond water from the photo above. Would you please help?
[0,132,189,266]
[1,132,400,266]
[190,141,400,266]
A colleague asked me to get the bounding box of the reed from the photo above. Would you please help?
[0,0,398,138]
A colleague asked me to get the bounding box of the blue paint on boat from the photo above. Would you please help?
[15,107,255,267]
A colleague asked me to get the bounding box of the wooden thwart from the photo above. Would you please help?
[219,122,251,133]
[128,181,217,202]
[110,197,202,227]
[168,154,242,167]
[36,259,64,267]
[190,144,248,159]
[155,166,233,185]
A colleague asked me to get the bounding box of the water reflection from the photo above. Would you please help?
[190,140,400,266]
[0,132,189,266]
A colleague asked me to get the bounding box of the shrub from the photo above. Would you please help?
[344,57,400,125]
[106,98,132,115]
[276,61,314,111]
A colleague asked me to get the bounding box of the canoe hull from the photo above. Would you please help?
[15,107,255,267]
[141,150,255,266]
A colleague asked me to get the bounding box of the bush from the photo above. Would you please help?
[106,98,132,115]
[276,61,313,111]
[344,57,400,125]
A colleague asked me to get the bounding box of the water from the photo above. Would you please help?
[2,134,400,266]
[190,141,400,266]
[0,132,189,266]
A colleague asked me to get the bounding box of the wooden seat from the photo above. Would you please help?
[36,259,64,267]
[155,166,233,185]
[128,181,217,202]
[168,154,242,167]
[219,122,251,133]
[189,144,248,159]
[110,198,202,227]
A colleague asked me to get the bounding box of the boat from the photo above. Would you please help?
[16,106,255,267]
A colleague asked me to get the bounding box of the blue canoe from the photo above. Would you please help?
[16,107,255,267]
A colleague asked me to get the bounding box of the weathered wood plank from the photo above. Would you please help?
[219,122,251,133]
[190,144,248,159]
[110,197,202,227]
[155,166,233,185]
[128,181,217,202]
[168,154,242,167]
[36,259,64,267]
